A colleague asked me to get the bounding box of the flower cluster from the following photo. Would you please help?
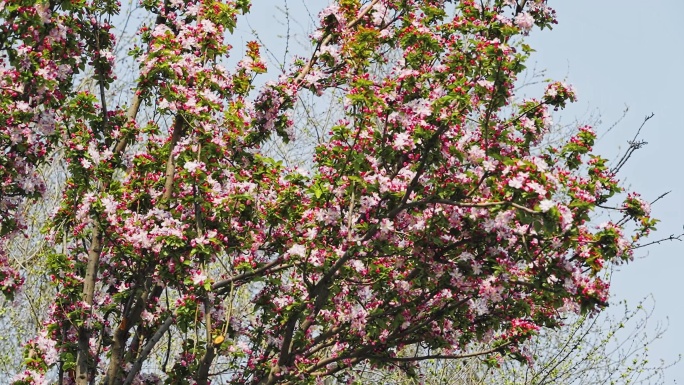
[0,243,22,298]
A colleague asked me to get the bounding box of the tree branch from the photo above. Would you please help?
[366,342,514,362]
[293,0,381,85]
[122,315,174,385]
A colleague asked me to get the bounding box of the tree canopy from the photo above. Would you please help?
[0,0,659,384]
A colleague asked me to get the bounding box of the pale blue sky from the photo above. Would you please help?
[244,0,684,380]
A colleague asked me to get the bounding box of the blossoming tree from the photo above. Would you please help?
[0,0,659,384]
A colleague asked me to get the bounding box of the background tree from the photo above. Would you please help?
[0,1,667,385]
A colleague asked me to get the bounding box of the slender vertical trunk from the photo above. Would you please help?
[75,230,102,385]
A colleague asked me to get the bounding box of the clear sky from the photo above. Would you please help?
[240,0,684,381]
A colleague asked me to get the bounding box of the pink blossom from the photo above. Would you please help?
[507,173,528,189]
[80,158,93,169]
[191,271,207,286]
[539,199,555,212]
[393,132,414,150]
[287,244,307,258]
[183,160,203,174]
[514,12,535,33]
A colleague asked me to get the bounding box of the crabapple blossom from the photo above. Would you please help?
[514,12,535,33]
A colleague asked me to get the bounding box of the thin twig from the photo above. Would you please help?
[631,233,684,249]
